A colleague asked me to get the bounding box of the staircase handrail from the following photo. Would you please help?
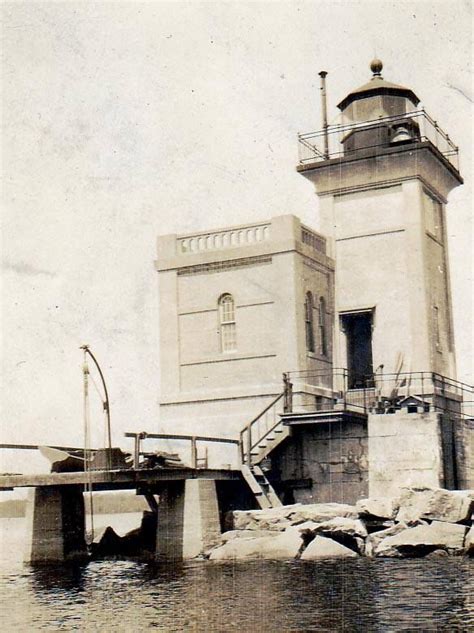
[239,392,285,465]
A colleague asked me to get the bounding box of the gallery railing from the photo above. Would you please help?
[298,109,459,170]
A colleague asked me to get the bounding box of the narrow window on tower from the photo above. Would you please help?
[319,296,327,356]
[433,305,441,350]
[219,294,236,352]
[305,291,315,353]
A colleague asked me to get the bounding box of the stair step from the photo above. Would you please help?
[240,464,273,509]
[251,465,283,508]
[273,429,284,433]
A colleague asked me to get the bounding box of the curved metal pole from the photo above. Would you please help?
[80,345,112,455]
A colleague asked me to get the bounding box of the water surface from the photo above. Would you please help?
[1,517,472,632]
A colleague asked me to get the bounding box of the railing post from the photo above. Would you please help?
[283,373,293,413]
[420,107,426,142]
[239,431,244,465]
[283,373,289,412]
[134,431,147,470]
[191,436,197,469]
[343,369,347,409]
[133,434,140,470]
[246,424,252,466]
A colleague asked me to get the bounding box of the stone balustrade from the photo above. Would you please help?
[301,226,326,254]
[178,223,271,254]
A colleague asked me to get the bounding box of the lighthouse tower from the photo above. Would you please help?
[289,60,470,497]
[298,60,462,387]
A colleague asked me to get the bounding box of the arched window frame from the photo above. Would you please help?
[218,293,236,352]
[305,291,315,353]
[319,296,328,356]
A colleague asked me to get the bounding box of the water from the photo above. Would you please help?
[1,517,472,632]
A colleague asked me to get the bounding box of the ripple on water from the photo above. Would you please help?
[0,557,472,632]
[1,518,472,632]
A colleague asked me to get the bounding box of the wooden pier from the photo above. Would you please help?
[0,466,241,564]
[0,421,285,564]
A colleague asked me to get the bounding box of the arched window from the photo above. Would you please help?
[305,291,315,352]
[319,296,327,356]
[219,294,236,352]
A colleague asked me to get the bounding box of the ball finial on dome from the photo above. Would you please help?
[370,58,383,77]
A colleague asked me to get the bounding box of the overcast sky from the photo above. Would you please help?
[1,1,472,464]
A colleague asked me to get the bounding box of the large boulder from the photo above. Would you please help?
[209,529,303,561]
[233,504,301,531]
[221,529,280,542]
[365,523,409,557]
[287,503,358,524]
[314,517,368,554]
[90,526,123,557]
[288,517,368,554]
[395,487,473,524]
[465,527,474,557]
[314,517,368,539]
[301,535,358,560]
[356,497,398,520]
[374,521,467,557]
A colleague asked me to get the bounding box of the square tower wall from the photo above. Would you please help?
[155,215,334,463]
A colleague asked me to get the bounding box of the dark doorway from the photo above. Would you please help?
[342,312,374,389]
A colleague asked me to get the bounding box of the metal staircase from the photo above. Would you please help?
[239,387,293,509]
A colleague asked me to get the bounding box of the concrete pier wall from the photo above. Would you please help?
[368,411,444,498]
[156,479,221,560]
[455,418,474,490]
[24,485,87,563]
[270,420,369,505]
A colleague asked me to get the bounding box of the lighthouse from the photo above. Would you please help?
[289,60,470,497]
[298,59,462,387]
[155,60,471,502]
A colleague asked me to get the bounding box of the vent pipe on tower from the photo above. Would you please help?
[319,71,329,159]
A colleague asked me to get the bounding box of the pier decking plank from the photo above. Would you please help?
[0,467,241,491]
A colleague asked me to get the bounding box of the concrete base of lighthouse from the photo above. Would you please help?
[155,479,221,561]
[368,411,447,498]
[24,485,87,564]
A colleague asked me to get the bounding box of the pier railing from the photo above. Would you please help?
[124,431,241,469]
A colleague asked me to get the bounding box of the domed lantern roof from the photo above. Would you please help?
[337,60,420,120]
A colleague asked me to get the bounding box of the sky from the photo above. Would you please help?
[1,1,472,467]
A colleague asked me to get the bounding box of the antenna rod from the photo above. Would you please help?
[80,345,112,468]
[319,71,329,159]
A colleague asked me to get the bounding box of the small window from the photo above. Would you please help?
[424,193,443,241]
[219,294,236,352]
[319,296,327,356]
[433,305,441,350]
[305,291,315,352]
